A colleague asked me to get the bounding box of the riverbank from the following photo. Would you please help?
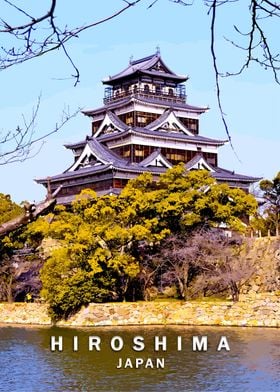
[0,293,280,327]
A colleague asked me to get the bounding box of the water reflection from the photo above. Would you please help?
[0,325,279,391]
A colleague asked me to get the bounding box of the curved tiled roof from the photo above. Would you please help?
[36,159,167,184]
[82,96,133,116]
[64,139,87,149]
[97,127,226,146]
[82,95,207,117]
[36,164,112,183]
[65,112,129,149]
[36,52,260,200]
[36,156,260,185]
[212,166,261,182]
[137,95,207,112]
[36,135,260,191]
[106,111,130,131]
[185,153,261,182]
[87,138,128,167]
[102,53,187,84]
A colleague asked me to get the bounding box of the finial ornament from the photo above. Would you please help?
[129,55,133,64]
[156,46,160,55]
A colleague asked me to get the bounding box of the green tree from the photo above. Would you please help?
[28,188,167,319]
[26,166,257,318]
[122,166,257,300]
[122,164,257,233]
[0,193,23,225]
[260,172,280,236]
[0,194,23,301]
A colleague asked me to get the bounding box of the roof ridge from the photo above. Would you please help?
[130,53,157,65]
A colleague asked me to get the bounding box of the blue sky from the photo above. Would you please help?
[0,0,279,203]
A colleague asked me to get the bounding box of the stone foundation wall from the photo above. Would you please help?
[1,293,280,328]
[241,237,280,294]
[0,303,50,325]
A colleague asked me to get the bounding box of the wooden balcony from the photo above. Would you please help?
[104,86,186,105]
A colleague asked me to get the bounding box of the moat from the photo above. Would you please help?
[0,325,279,391]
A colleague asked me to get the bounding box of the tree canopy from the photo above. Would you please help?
[22,165,257,319]
[0,193,23,225]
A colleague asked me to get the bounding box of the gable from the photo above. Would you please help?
[148,110,195,136]
[139,150,173,168]
[68,144,108,172]
[185,155,215,172]
[149,59,169,73]
[94,112,126,138]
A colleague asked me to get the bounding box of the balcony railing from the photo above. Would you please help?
[103,86,186,105]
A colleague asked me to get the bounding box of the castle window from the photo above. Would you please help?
[137,116,146,124]
[114,179,122,188]
[168,88,174,96]
[135,148,144,157]
[155,85,161,95]
[179,117,199,134]
[144,84,150,93]
[203,152,217,166]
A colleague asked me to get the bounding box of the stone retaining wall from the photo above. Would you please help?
[0,293,279,328]
[241,237,280,294]
[0,303,50,325]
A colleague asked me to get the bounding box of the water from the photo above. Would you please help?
[0,325,279,391]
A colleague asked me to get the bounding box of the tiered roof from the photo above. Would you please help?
[37,137,259,187]
[36,51,261,202]
[82,94,208,117]
[66,109,226,151]
[103,53,188,84]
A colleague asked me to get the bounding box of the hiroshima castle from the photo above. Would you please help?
[36,51,259,204]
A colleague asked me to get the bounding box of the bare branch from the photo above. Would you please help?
[0,0,144,85]
[169,0,194,5]
[0,0,57,32]
[0,0,279,156]
[208,0,241,159]
[220,0,280,82]
[0,96,79,165]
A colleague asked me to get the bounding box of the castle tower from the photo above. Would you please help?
[36,52,259,204]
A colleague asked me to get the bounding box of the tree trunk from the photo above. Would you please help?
[177,278,185,299]
[230,280,239,302]
[7,275,13,303]
[274,211,279,236]
[0,197,57,237]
